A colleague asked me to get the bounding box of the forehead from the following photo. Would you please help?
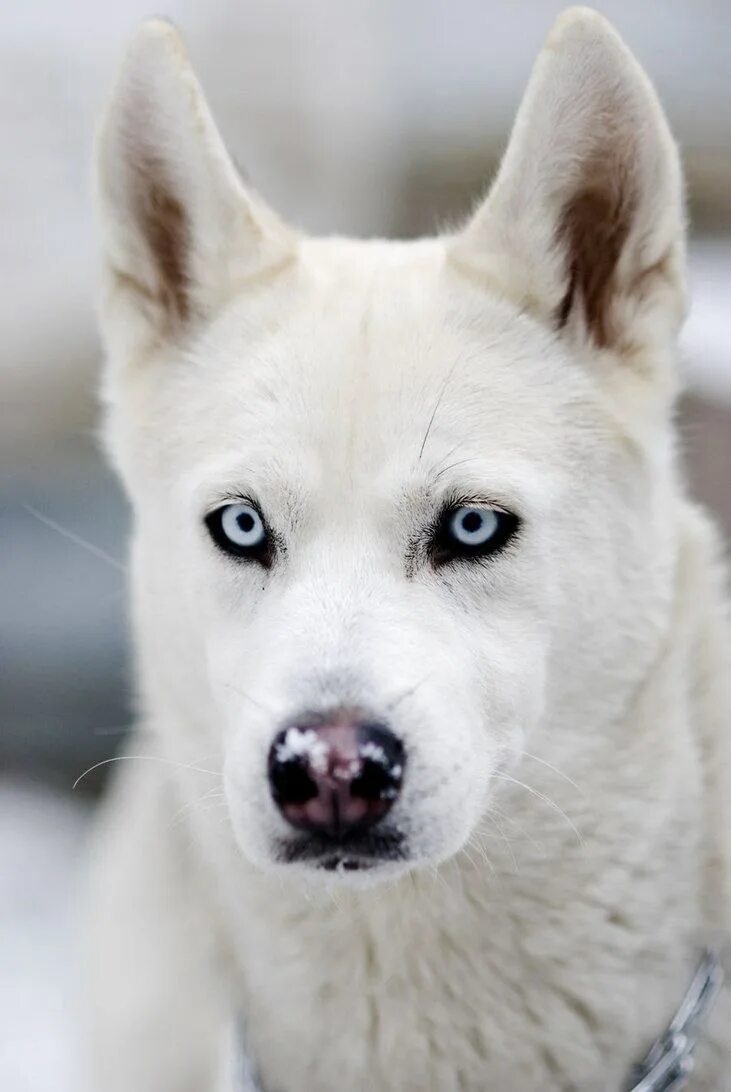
[166,238,598,507]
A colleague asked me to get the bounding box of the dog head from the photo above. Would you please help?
[96,9,685,883]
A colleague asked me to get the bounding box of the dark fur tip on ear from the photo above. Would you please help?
[96,20,297,343]
[451,7,685,362]
[95,20,203,330]
[553,165,636,348]
[136,169,191,322]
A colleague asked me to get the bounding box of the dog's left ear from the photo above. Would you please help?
[451,8,686,369]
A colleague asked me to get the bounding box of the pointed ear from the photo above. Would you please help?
[451,8,686,362]
[95,20,296,342]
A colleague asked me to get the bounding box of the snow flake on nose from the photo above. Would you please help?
[274,726,329,773]
[271,717,406,805]
[360,740,388,766]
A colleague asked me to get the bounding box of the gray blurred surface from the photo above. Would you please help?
[682,395,731,546]
[0,778,89,1092]
[1,444,131,787]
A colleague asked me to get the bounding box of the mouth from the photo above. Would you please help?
[274,827,407,872]
[320,856,373,873]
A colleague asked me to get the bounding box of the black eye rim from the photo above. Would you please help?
[204,500,276,568]
[429,501,520,567]
[204,495,518,570]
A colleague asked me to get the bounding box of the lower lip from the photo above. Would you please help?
[276,829,406,867]
[319,856,374,872]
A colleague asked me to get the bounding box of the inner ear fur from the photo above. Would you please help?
[451,8,686,359]
[96,20,296,341]
[554,154,636,348]
[135,162,191,322]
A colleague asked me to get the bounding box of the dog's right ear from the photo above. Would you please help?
[95,20,295,346]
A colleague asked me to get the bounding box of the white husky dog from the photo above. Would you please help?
[88,7,729,1090]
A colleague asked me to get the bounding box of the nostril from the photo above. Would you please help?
[270,755,318,805]
[351,761,400,803]
[268,730,320,806]
[351,724,405,803]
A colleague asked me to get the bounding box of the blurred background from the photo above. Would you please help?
[1,2,729,1089]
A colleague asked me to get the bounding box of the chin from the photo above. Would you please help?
[285,854,416,890]
[228,797,477,891]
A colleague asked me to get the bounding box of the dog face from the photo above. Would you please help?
[97,11,685,882]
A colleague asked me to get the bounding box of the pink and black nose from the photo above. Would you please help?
[268,713,405,840]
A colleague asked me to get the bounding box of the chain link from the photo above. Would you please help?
[626,951,725,1092]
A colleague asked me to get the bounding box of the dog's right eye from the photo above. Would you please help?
[205,502,273,566]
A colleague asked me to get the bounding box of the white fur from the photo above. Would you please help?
[87,9,730,1090]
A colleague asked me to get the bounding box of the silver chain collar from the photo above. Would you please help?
[236,950,725,1092]
[626,950,725,1092]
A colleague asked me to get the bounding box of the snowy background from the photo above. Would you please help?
[1,2,729,1089]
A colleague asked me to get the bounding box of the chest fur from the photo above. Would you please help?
[228,844,703,1092]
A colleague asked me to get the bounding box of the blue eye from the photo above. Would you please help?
[432,504,518,565]
[221,504,265,548]
[449,507,499,546]
[205,502,272,564]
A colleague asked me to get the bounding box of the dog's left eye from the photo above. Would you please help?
[431,505,518,565]
[205,502,273,566]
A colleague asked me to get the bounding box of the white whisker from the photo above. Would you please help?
[23,503,127,574]
[386,675,430,713]
[465,834,497,879]
[222,681,272,715]
[516,749,583,794]
[487,803,547,857]
[168,785,227,831]
[73,753,222,791]
[480,812,518,873]
[491,772,583,845]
